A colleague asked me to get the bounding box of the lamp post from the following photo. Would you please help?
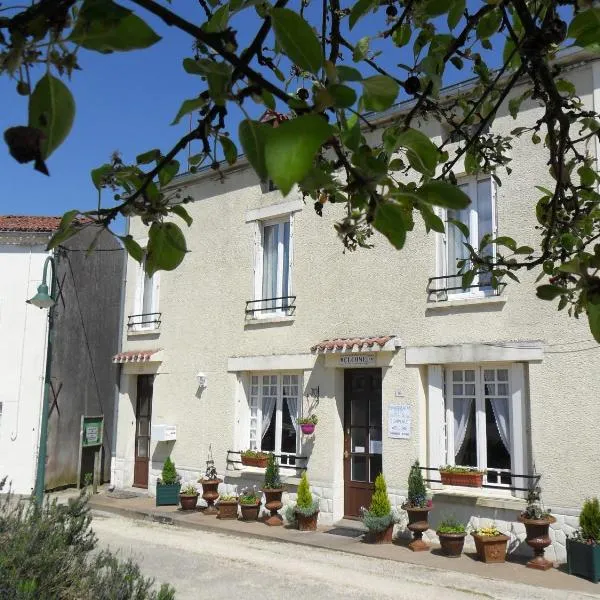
[26,255,57,506]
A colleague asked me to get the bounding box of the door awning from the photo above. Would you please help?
[311,335,400,353]
[112,349,162,363]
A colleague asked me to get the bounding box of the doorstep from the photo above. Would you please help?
[87,493,600,597]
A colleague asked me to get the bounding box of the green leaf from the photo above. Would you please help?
[170,205,193,227]
[536,284,566,301]
[336,66,363,81]
[448,218,469,239]
[395,128,439,176]
[349,0,377,30]
[578,165,597,187]
[119,234,144,263]
[28,74,75,159]
[418,181,471,209]
[204,4,229,32]
[91,164,112,189]
[587,300,600,343]
[264,115,333,195]
[146,222,187,276]
[568,8,600,52]
[70,0,161,53]
[515,245,534,255]
[158,159,179,187]
[136,149,161,165]
[361,75,399,112]
[171,96,206,125]
[448,0,465,29]
[419,204,445,233]
[271,8,323,74]
[493,236,517,251]
[423,0,449,18]
[219,136,238,165]
[555,79,576,97]
[461,270,476,291]
[374,201,407,249]
[558,258,581,274]
[392,24,411,48]
[341,120,361,152]
[353,36,370,62]
[476,9,501,40]
[450,56,463,70]
[238,120,269,181]
[328,84,357,108]
[47,209,81,250]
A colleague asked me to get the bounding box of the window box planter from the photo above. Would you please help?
[567,538,600,583]
[217,499,239,520]
[156,482,181,506]
[439,470,484,488]
[241,453,269,468]
[472,533,509,563]
[239,502,261,521]
[300,423,315,435]
[437,531,467,557]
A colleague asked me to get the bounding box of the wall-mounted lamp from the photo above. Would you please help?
[196,372,207,389]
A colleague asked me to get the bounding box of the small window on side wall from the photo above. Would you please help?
[129,253,160,331]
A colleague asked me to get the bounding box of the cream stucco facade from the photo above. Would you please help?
[112,53,600,563]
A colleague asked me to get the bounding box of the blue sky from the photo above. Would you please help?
[0,1,503,229]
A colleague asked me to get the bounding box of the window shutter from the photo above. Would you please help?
[509,363,528,498]
[253,222,261,301]
[427,365,445,489]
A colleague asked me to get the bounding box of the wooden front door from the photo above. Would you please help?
[344,368,383,518]
[133,375,153,488]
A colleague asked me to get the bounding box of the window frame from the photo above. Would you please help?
[253,215,294,318]
[132,245,160,331]
[248,372,301,466]
[436,175,497,300]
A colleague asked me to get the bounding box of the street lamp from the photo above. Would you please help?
[26,255,57,505]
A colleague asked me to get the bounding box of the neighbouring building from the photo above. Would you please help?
[0,216,124,494]
[111,50,600,563]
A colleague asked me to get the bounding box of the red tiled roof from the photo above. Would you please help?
[311,336,397,353]
[113,349,161,364]
[0,215,64,232]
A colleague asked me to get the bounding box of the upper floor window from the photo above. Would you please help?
[0,401,3,440]
[439,176,496,298]
[128,253,161,331]
[249,373,299,466]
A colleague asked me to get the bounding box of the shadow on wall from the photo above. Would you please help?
[151,441,175,471]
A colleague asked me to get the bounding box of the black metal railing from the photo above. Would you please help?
[245,296,296,318]
[427,273,506,302]
[226,450,308,472]
[418,465,540,493]
[127,312,162,329]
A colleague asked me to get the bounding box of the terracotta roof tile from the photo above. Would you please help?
[311,335,397,353]
[112,349,161,363]
[0,215,92,233]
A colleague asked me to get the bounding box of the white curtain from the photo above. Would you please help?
[490,397,511,455]
[261,397,276,440]
[285,396,298,430]
[454,397,473,459]
[262,224,278,309]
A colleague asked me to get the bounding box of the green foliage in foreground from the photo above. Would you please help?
[0,477,175,600]
[580,497,600,542]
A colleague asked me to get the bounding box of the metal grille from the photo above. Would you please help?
[245,296,296,317]
[127,312,162,329]
[427,274,505,302]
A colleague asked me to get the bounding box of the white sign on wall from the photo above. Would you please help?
[339,354,375,366]
[388,404,411,439]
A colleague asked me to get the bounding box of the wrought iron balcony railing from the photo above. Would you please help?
[427,273,506,302]
[127,312,162,330]
[245,296,296,318]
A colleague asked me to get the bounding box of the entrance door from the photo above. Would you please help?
[133,375,153,488]
[344,368,383,518]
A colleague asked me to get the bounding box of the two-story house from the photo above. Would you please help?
[111,50,600,563]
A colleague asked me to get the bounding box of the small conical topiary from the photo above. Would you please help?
[296,472,313,510]
[580,497,600,542]
[369,473,392,517]
[263,453,282,490]
[161,457,177,485]
[407,460,427,507]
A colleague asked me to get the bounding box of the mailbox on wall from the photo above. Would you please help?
[151,424,177,441]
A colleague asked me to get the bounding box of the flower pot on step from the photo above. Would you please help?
[402,505,431,551]
[217,499,238,520]
[437,531,467,557]
[200,478,222,514]
[179,494,199,511]
[296,510,319,531]
[370,524,394,544]
[239,502,261,521]
[567,538,600,583]
[519,515,556,570]
[472,533,509,563]
[262,488,283,526]
[156,482,180,506]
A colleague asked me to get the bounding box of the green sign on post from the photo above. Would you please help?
[82,416,104,447]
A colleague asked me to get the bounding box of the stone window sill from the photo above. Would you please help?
[224,468,301,486]
[127,328,161,337]
[431,486,526,511]
[244,315,295,326]
[426,295,507,311]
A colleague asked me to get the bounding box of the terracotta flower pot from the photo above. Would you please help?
[440,471,484,488]
[437,531,467,557]
[370,524,394,544]
[519,515,556,570]
[472,533,509,563]
[300,423,315,435]
[402,505,432,551]
[262,488,283,526]
[241,455,268,468]
[200,478,222,515]
[296,510,319,531]
[179,494,199,511]
[239,502,261,521]
[217,499,238,520]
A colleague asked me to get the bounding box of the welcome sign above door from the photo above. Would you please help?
[339,354,376,366]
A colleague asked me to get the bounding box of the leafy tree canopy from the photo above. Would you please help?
[2,0,600,340]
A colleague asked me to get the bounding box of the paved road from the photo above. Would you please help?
[91,512,594,600]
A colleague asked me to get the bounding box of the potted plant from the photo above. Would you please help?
[286,472,319,531]
[439,465,485,488]
[262,452,284,526]
[239,486,261,521]
[436,517,467,557]
[179,483,199,511]
[217,494,239,520]
[567,497,600,583]
[199,448,222,514]
[240,449,269,468]
[518,483,556,570]
[401,460,432,551]
[298,414,318,435]
[361,473,396,543]
[156,457,180,506]
[471,525,510,563]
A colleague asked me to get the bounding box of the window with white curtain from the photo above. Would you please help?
[445,366,515,487]
[255,216,292,315]
[130,252,160,330]
[249,374,299,466]
[442,176,495,297]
